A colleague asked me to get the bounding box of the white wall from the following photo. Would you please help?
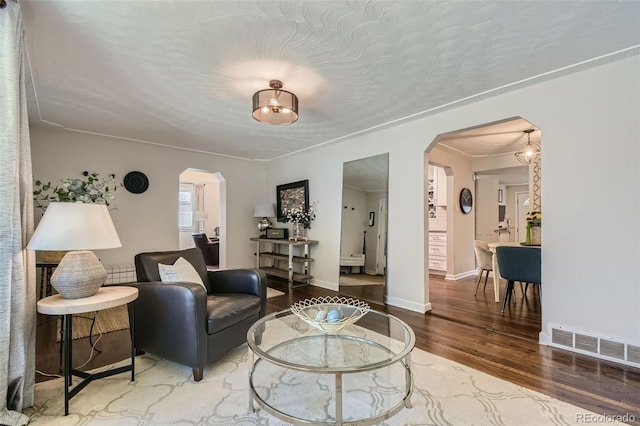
[265,56,640,345]
[30,127,265,269]
[476,177,500,243]
[365,191,386,274]
[340,186,367,257]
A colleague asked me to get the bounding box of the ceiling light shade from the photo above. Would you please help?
[252,80,298,125]
[515,129,541,164]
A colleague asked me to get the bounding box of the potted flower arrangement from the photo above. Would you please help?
[525,211,541,245]
[281,200,318,241]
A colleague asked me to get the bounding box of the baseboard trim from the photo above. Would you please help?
[445,269,478,281]
[310,279,338,292]
[385,295,430,313]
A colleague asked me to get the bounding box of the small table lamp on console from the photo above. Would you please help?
[253,202,276,237]
[27,202,121,299]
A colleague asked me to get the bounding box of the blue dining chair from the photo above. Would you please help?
[496,246,541,313]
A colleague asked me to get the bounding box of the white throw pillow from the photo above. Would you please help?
[158,257,206,289]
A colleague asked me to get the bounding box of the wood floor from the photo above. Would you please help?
[36,275,640,424]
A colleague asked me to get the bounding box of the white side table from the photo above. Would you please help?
[37,286,138,415]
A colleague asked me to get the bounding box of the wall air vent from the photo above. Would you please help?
[628,345,640,364]
[548,325,640,368]
[575,334,598,354]
[551,328,573,347]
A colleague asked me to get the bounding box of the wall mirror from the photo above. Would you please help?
[338,153,389,305]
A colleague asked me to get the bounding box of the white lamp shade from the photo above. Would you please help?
[193,211,209,221]
[27,202,121,251]
[253,203,276,218]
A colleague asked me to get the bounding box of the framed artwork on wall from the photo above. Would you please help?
[276,179,309,222]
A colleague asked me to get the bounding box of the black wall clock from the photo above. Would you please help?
[124,171,149,194]
[459,187,473,214]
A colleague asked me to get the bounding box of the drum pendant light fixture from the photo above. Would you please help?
[515,129,541,164]
[252,80,298,125]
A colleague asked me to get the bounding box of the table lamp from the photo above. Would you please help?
[193,210,208,233]
[27,202,122,299]
[253,202,276,236]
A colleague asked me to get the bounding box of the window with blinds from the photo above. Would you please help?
[179,183,194,230]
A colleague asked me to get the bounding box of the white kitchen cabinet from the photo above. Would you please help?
[428,232,447,273]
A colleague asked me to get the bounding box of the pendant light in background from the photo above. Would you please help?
[515,129,541,164]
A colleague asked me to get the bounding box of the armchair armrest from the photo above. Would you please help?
[207,269,265,295]
[207,269,267,317]
[128,281,208,368]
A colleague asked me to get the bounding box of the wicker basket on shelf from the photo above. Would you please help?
[37,251,68,263]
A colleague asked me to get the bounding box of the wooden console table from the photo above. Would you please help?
[250,238,317,289]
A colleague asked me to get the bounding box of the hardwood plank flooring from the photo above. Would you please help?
[35,276,640,424]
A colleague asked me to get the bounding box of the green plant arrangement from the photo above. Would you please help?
[33,171,122,210]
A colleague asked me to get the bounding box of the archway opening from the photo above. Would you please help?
[179,169,227,269]
[423,117,542,340]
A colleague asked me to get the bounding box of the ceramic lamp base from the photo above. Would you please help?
[50,251,107,299]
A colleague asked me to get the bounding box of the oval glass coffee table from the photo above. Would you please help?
[247,308,415,425]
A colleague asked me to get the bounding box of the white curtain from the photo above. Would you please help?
[0,1,37,424]
[193,183,205,233]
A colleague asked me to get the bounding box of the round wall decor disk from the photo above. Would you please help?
[124,171,149,194]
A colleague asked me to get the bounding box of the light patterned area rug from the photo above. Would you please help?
[55,288,286,341]
[26,343,619,425]
[266,287,285,298]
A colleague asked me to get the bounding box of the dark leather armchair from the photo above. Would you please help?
[192,233,219,266]
[131,248,266,381]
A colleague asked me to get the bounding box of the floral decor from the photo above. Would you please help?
[525,211,541,245]
[33,171,122,210]
[281,200,318,229]
[526,211,541,228]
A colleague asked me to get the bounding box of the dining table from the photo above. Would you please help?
[487,241,541,302]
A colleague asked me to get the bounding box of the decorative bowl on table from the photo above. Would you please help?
[290,296,370,332]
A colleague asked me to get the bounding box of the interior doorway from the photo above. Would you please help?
[424,117,542,339]
[178,169,227,269]
[375,198,387,275]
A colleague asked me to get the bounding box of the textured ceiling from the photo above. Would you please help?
[343,153,389,192]
[437,117,540,157]
[21,1,640,161]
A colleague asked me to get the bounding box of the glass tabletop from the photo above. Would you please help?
[247,308,415,373]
